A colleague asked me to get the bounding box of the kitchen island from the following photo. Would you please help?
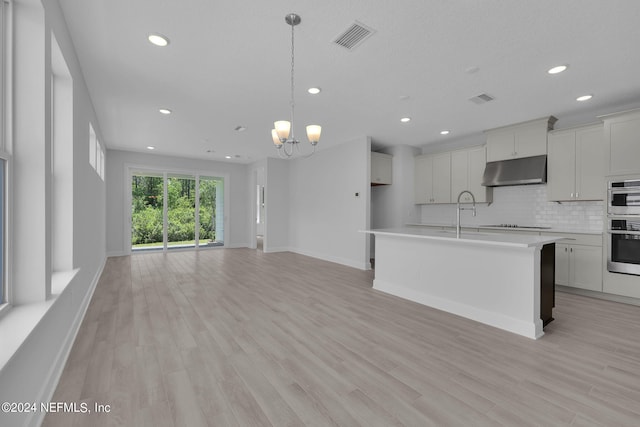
[364,228,562,339]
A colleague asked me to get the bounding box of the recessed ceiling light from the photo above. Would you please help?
[547,65,568,74]
[576,94,593,102]
[440,130,450,135]
[147,146,155,150]
[159,108,172,115]
[400,117,411,123]
[148,33,170,47]
[234,125,247,132]
[225,155,232,159]
[308,87,321,95]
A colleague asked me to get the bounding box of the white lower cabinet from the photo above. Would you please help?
[553,233,603,291]
[483,229,603,292]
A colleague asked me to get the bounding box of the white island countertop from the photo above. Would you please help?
[364,227,563,339]
[363,227,563,248]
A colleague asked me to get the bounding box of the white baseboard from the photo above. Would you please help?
[263,246,291,253]
[107,250,128,257]
[289,247,369,270]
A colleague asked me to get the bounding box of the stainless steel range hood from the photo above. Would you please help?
[482,155,547,187]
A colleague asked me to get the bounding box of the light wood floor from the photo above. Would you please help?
[43,248,640,426]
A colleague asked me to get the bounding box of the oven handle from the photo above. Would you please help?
[607,230,640,236]
[609,188,640,195]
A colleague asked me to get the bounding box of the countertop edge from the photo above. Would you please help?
[405,223,603,235]
[361,228,564,248]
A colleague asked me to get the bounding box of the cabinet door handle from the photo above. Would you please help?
[570,248,573,253]
[576,192,579,198]
[565,247,568,252]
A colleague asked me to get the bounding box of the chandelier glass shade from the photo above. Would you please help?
[271,13,321,158]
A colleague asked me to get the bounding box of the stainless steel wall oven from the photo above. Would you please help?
[608,179,640,275]
[608,179,640,215]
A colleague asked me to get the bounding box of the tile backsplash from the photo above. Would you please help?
[420,184,604,232]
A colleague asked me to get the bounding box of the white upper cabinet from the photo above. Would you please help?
[600,108,640,176]
[547,123,604,201]
[371,151,392,185]
[575,125,605,199]
[414,155,432,204]
[547,131,575,201]
[432,153,451,203]
[414,152,451,204]
[485,116,557,162]
[451,146,492,203]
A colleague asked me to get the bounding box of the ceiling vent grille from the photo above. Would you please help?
[469,93,495,105]
[333,21,375,50]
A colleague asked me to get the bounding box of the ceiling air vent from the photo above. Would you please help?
[333,21,375,50]
[469,93,495,105]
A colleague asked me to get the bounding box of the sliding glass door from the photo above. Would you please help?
[131,171,224,251]
[199,176,224,247]
[131,172,164,250]
[167,174,196,249]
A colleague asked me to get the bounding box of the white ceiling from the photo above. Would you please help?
[58,0,640,163]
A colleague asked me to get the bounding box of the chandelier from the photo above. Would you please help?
[271,13,321,158]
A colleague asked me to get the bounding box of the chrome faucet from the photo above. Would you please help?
[456,190,477,238]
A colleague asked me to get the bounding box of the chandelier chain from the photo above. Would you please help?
[289,16,296,140]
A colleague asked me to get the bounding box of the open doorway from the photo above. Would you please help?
[256,184,264,250]
[255,167,265,251]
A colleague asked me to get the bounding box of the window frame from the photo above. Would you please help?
[0,0,11,313]
[0,157,5,307]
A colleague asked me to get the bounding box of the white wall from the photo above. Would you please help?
[0,1,107,426]
[105,150,251,255]
[288,136,371,269]
[263,157,290,252]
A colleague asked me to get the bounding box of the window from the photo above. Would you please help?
[88,123,104,180]
[0,0,7,305]
[96,138,104,180]
[0,158,5,304]
[89,123,96,169]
